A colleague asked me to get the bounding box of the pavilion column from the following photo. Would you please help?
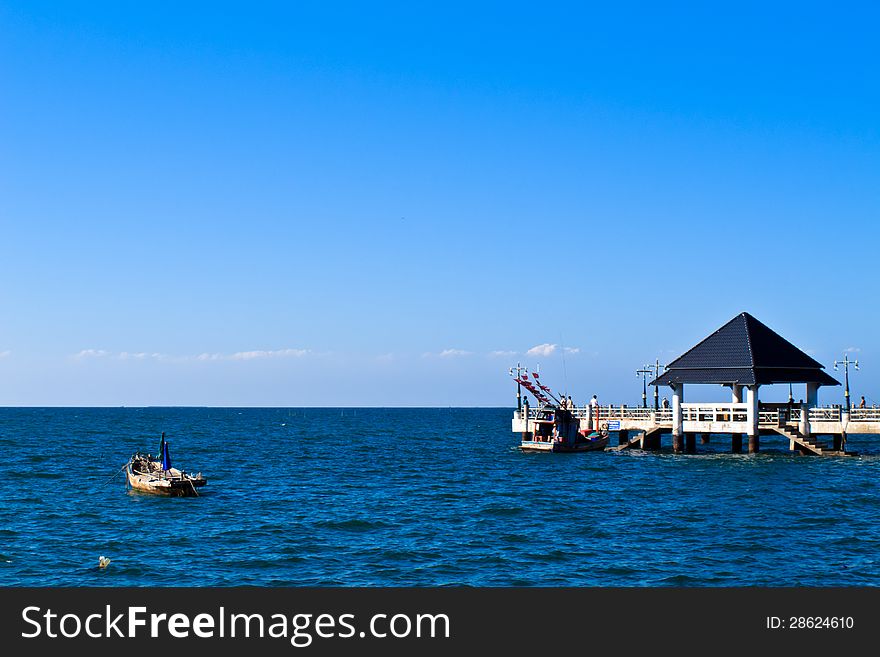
[731,385,744,453]
[746,385,759,453]
[671,383,684,453]
[803,383,819,438]
[806,383,818,408]
[731,384,743,403]
[731,433,743,453]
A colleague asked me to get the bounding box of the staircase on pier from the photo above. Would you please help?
[769,424,857,457]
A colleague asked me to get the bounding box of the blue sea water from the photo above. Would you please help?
[0,407,878,587]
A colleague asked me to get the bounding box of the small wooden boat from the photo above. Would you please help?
[125,434,207,497]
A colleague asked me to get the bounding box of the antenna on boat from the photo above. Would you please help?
[560,332,569,399]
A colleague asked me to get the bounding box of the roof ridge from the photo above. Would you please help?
[665,314,746,369]
[742,312,756,368]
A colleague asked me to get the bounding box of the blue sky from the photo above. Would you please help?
[1,1,877,406]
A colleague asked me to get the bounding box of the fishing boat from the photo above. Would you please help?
[125,433,207,497]
[511,368,609,453]
[519,405,609,452]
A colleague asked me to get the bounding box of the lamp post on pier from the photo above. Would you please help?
[509,363,527,412]
[636,367,653,408]
[833,355,860,410]
[650,359,667,410]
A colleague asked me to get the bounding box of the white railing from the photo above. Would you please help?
[681,403,748,424]
[525,406,673,423]
[522,404,880,424]
[809,407,841,422]
[759,411,779,425]
[847,408,880,422]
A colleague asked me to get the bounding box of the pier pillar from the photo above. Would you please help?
[685,433,696,454]
[618,430,630,446]
[731,384,743,403]
[806,382,819,409]
[746,385,759,441]
[731,433,743,453]
[799,402,810,436]
[748,434,760,454]
[671,384,683,453]
[672,434,684,453]
[700,433,710,445]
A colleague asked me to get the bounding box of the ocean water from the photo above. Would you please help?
[0,407,878,587]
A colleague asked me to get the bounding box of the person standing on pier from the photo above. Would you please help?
[859,396,866,409]
[589,394,598,430]
[662,397,669,409]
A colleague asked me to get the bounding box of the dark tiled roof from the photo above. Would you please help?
[650,312,840,387]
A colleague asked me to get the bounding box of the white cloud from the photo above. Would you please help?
[489,350,517,358]
[73,349,110,360]
[845,347,861,353]
[564,347,580,354]
[231,348,309,360]
[422,348,473,358]
[526,343,557,357]
[118,352,149,360]
[198,348,310,361]
[0,350,10,359]
[75,348,310,362]
[439,348,472,358]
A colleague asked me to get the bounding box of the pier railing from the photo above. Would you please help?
[521,404,880,424]
[809,407,841,422]
[849,408,880,421]
[517,403,880,432]
[682,403,748,423]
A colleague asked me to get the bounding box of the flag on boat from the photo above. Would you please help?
[161,441,172,472]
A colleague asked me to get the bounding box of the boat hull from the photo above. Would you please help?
[126,464,207,497]
[520,436,608,453]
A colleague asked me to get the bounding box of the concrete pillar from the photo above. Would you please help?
[700,433,710,444]
[833,434,842,451]
[799,402,810,436]
[671,383,683,441]
[746,383,760,454]
[731,384,743,403]
[685,433,696,453]
[671,384,684,453]
[746,385,759,439]
[672,434,684,453]
[749,434,760,454]
[731,433,743,453]
[806,382,818,409]
[618,429,630,446]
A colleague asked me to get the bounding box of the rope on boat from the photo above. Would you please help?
[104,463,129,485]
